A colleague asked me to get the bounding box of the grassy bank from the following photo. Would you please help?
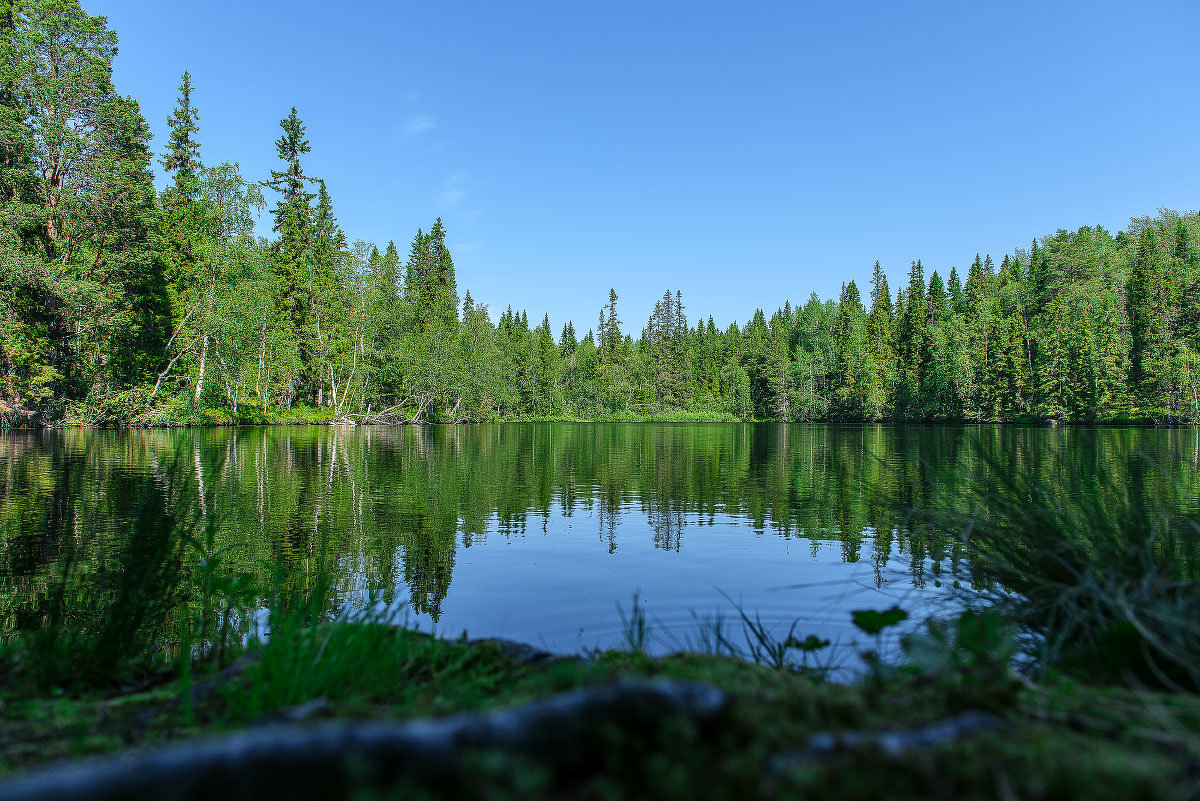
[2,619,1199,800]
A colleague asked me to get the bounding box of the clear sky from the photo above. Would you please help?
[93,0,1199,335]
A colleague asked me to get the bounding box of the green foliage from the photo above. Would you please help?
[902,609,1016,689]
[851,605,908,636]
[1,0,170,422]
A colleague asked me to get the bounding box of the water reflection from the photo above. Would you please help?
[1,424,1197,653]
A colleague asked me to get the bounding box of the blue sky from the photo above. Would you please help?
[95,0,1199,334]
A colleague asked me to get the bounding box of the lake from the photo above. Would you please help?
[2,424,1198,662]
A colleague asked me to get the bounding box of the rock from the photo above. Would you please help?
[467,637,555,663]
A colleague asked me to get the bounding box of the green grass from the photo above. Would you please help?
[916,452,1200,689]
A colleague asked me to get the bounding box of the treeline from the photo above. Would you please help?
[1,1,1198,427]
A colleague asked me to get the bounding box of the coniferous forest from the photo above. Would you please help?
[2,2,1199,429]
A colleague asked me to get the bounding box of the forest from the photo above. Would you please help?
[2,1,1199,428]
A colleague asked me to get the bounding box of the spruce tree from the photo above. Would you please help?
[947,266,964,315]
[992,263,1031,418]
[1127,229,1174,420]
[533,313,559,415]
[1026,238,1057,319]
[160,71,202,203]
[864,261,895,419]
[894,260,927,416]
[267,107,314,231]
[927,270,949,326]
[767,309,792,419]
[264,107,316,350]
[962,254,995,420]
[560,321,577,356]
[601,289,621,358]
[1035,292,1071,421]
[834,280,868,419]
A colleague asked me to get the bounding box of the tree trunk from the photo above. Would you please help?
[194,334,208,411]
[256,317,268,405]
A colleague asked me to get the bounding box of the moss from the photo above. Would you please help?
[2,625,1198,799]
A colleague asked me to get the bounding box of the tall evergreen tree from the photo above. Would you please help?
[560,320,578,356]
[264,107,315,350]
[894,260,927,416]
[600,289,621,358]
[160,71,201,203]
[833,281,868,418]
[947,266,964,315]
[864,261,895,419]
[266,106,313,231]
[766,309,792,419]
[1126,228,1174,420]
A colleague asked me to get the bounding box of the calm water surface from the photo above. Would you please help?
[2,424,1198,657]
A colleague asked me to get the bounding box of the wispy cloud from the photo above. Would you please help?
[405,114,436,135]
[439,172,468,208]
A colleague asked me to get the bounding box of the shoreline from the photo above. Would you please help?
[2,417,1191,431]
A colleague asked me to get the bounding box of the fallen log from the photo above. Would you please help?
[0,679,726,801]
